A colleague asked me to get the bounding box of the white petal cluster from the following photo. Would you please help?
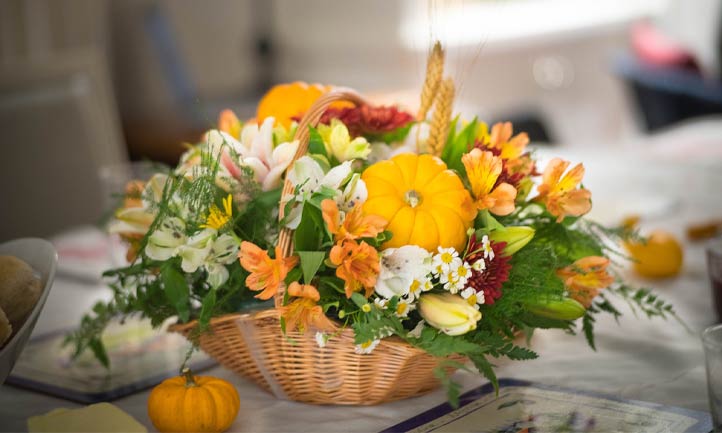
[145,218,239,288]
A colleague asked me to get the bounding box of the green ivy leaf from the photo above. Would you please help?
[297,251,326,284]
[161,264,191,322]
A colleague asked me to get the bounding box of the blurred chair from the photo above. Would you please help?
[0,50,127,241]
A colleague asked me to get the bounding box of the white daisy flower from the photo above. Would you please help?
[443,274,463,294]
[482,235,495,261]
[315,332,329,348]
[355,339,380,354]
[374,297,388,309]
[471,259,486,272]
[460,287,485,310]
[407,320,426,339]
[432,247,461,275]
[452,262,473,284]
[394,299,415,318]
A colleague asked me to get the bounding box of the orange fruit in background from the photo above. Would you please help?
[624,230,684,278]
[256,81,352,129]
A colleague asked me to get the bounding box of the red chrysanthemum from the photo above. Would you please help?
[464,235,512,305]
[319,105,414,137]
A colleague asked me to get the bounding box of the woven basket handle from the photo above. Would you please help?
[275,88,368,306]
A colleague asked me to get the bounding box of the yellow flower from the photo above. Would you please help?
[202,194,233,230]
[461,149,517,216]
[418,293,482,336]
[317,119,371,162]
[535,158,592,223]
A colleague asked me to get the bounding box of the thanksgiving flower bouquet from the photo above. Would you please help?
[70,44,676,405]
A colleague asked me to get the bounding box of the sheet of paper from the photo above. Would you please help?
[382,379,712,433]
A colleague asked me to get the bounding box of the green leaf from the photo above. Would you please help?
[373,122,414,144]
[469,354,499,394]
[433,363,463,409]
[297,251,326,284]
[350,292,368,309]
[442,117,477,173]
[582,312,596,351]
[308,126,328,158]
[89,338,110,369]
[199,288,217,331]
[161,264,191,322]
[294,203,324,251]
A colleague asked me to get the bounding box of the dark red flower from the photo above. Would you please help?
[319,105,414,137]
[464,234,512,305]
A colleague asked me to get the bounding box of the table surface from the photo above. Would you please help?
[1,144,722,432]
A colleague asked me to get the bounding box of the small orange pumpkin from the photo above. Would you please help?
[362,153,476,252]
[148,368,240,433]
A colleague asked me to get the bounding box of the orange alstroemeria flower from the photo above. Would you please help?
[218,109,242,139]
[329,240,380,298]
[557,256,614,307]
[488,122,529,160]
[535,158,592,223]
[321,199,387,242]
[239,242,299,300]
[461,149,517,216]
[280,281,334,333]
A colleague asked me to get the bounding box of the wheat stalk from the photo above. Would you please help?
[417,41,445,122]
[428,77,455,157]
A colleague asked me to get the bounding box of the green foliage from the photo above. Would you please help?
[297,251,326,284]
[307,126,328,158]
[293,203,325,251]
[371,122,414,144]
[441,116,478,173]
[161,262,191,323]
[433,360,468,409]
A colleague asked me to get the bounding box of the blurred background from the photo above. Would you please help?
[2,0,722,240]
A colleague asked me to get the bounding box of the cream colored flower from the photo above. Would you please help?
[418,293,482,336]
[318,119,371,162]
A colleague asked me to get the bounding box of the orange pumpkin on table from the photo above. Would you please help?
[362,153,476,252]
[147,368,240,433]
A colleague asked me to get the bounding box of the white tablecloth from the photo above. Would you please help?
[1,146,721,432]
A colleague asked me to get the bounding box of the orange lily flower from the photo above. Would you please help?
[287,281,320,302]
[218,109,242,139]
[280,282,334,333]
[488,122,529,160]
[536,158,592,223]
[321,199,387,242]
[557,256,614,307]
[329,240,380,298]
[461,149,517,216]
[239,242,299,300]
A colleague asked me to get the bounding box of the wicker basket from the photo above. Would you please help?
[170,89,460,405]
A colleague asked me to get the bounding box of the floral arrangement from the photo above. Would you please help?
[69,48,676,404]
